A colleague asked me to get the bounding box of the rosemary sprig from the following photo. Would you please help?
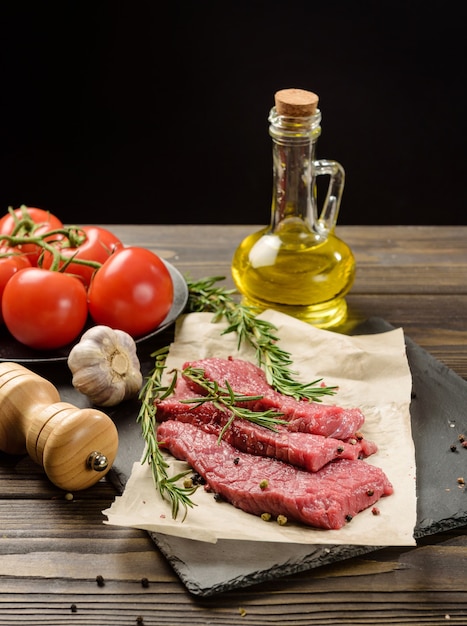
[185,275,337,401]
[137,346,198,521]
[181,365,288,441]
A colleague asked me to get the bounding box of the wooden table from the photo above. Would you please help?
[1,225,466,625]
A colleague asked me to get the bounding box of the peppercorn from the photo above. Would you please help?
[96,574,105,587]
[276,515,287,526]
[191,472,205,485]
[259,479,268,490]
[141,577,149,588]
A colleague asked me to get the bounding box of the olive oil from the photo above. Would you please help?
[232,222,355,328]
[231,88,355,329]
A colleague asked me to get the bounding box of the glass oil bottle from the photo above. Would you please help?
[231,88,355,329]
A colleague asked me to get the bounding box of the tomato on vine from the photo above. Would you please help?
[2,268,88,349]
[0,248,31,324]
[87,246,174,337]
[0,209,175,349]
[0,206,63,265]
[40,225,123,287]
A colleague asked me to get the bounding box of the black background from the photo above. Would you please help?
[0,2,465,225]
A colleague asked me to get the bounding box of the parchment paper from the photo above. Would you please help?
[104,310,417,546]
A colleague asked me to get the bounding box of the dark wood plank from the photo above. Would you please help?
[108,223,467,296]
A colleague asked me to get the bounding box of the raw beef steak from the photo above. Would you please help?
[156,377,377,472]
[157,420,394,530]
[182,357,365,439]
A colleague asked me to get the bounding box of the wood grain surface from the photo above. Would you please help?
[0,225,466,625]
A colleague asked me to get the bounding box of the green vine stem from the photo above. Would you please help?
[0,231,102,272]
[0,220,102,272]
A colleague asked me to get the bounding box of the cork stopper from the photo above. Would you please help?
[274,88,319,117]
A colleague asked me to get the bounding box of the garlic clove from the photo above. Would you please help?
[67,325,143,407]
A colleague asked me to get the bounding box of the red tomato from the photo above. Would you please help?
[2,268,88,349]
[0,248,32,324]
[40,225,123,287]
[87,247,174,337]
[0,206,64,266]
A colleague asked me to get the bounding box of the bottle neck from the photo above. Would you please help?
[268,107,322,232]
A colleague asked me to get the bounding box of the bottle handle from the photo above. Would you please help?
[312,159,345,235]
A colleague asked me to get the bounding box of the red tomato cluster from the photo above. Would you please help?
[0,206,174,350]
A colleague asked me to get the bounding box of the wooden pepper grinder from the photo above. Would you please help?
[0,362,119,491]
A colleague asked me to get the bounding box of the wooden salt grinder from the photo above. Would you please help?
[0,362,119,491]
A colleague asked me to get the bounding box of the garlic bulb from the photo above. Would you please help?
[68,325,143,407]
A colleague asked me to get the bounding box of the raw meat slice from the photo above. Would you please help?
[157,420,394,530]
[156,377,377,472]
[182,357,366,439]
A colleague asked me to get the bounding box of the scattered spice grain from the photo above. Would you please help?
[191,472,205,485]
[141,577,149,588]
[96,574,105,587]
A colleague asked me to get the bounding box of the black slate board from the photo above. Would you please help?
[23,318,467,596]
